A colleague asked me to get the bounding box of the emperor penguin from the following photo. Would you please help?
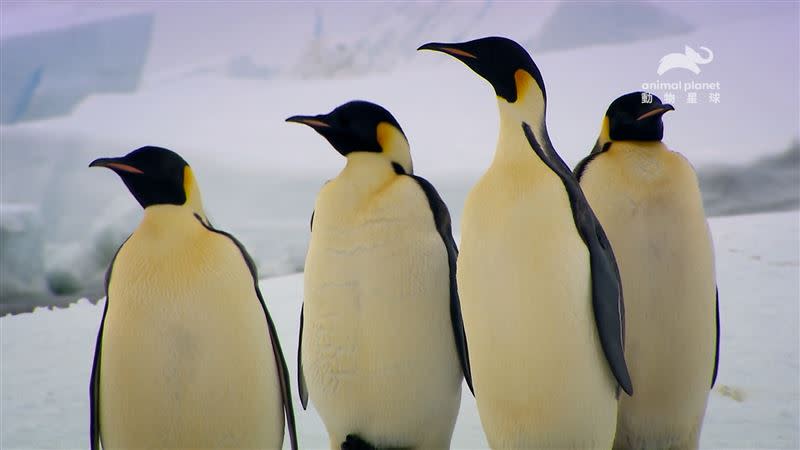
[286,100,473,450]
[574,92,719,450]
[418,37,632,448]
[88,146,298,450]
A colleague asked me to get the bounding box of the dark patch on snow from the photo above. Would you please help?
[699,141,800,217]
[530,1,694,53]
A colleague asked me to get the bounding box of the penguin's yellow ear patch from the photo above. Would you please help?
[376,122,401,152]
[183,165,207,216]
[183,166,196,201]
[513,69,537,102]
[376,122,413,174]
[599,116,611,144]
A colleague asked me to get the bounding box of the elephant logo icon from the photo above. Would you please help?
[657,46,714,75]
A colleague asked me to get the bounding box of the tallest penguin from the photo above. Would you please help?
[419,37,632,448]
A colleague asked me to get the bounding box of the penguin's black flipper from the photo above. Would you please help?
[89,236,130,450]
[299,209,314,409]
[298,304,309,409]
[89,299,107,450]
[522,123,633,396]
[591,218,631,396]
[712,287,720,388]
[393,163,474,395]
[196,215,299,450]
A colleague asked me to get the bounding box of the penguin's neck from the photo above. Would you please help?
[137,204,205,243]
[492,96,551,173]
[338,152,398,195]
[611,140,671,179]
[614,140,668,153]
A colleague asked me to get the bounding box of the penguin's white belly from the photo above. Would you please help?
[458,173,617,449]
[581,149,716,448]
[303,179,461,448]
[100,229,284,449]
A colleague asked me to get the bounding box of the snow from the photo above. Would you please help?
[2,211,798,449]
[0,12,153,123]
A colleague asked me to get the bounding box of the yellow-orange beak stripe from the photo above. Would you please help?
[438,47,477,59]
[295,118,330,128]
[637,108,670,121]
[102,162,144,174]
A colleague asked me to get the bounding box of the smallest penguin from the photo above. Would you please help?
[575,92,719,450]
[88,146,297,450]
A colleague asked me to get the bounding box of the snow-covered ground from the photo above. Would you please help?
[2,211,797,449]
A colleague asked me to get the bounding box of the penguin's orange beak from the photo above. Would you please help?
[417,42,478,60]
[89,157,145,174]
[285,115,332,129]
[636,104,675,121]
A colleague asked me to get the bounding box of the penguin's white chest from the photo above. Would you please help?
[303,176,461,448]
[99,217,283,449]
[458,163,617,448]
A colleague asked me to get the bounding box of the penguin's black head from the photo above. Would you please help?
[606,92,674,142]
[418,36,546,104]
[90,146,190,209]
[286,101,405,156]
[287,100,413,173]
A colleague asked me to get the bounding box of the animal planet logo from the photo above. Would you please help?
[657,45,714,75]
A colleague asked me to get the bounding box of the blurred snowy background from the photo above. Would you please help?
[1,1,798,313]
[0,1,798,448]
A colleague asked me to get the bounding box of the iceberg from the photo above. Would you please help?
[530,1,694,52]
[0,204,48,299]
[0,12,153,124]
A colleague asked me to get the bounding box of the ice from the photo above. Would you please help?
[0,12,153,123]
[530,1,693,52]
[700,142,800,217]
[227,55,278,80]
[0,128,140,312]
[0,203,48,298]
[1,211,798,448]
